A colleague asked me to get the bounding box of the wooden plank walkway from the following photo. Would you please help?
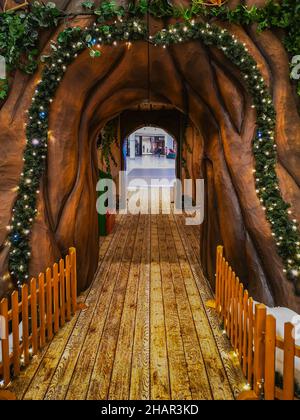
[9,211,245,400]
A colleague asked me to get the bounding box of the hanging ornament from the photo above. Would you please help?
[39,111,47,119]
[31,138,40,146]
[11,233,20,244]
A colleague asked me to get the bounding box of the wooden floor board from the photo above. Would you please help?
[174,212,245,398]
[108,214,145,399]
[63,216,131,400]
[166,213,212,400]
[150,214,171,400]
[157,214,192,400]
[130,214,151,400]
[9,208,244,400]
[25,215,127,400]
[86,215,139,400]
[171,214,232,400]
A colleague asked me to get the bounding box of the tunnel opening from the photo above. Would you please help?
[96,105,204,268]
[123,125,177,190]
[1,27,299,312]
[1,3,300,400]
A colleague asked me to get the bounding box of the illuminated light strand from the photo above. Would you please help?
[7,19,300,293]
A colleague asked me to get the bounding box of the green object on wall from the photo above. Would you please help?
[98,169,112,236]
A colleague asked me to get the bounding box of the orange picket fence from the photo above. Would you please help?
[0,247,77,387]
[216,245,300,400]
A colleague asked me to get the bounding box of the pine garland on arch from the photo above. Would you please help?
[99,117,119,174]
[0,1,299,100]
[4,17,300,295]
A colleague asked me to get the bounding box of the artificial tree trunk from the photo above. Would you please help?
[0,0,299,311]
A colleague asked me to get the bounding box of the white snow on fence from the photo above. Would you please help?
[264,305,300,388]
[0,323,23,365]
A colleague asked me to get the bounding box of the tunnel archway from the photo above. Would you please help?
[1,20,300,311]
[118,107,186,180]
[122,125,178,183]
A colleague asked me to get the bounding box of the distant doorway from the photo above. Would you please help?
[123,126,177,189]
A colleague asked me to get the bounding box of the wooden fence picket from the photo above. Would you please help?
[46,268,53,341]
[216,247,220,311]
[30,278,38,355]
[0,248,77,389]
[230,271,235,344]
[224,261,229,320]
[238,283,244,362]
[215,245,299,400]
[247,297,254,386]
[11,291,20,376]
[253,304,266,396]
[70,248,77,315]
[283,323,295,400]
[242,290,249,376]
[59,259,65,327]
[53,263,59,334]
[0,298,10,386]
[22,284,29,366]
[234,277,239,351]
[226,267,231,336]
[65,255,71,321]
[38,272,46,348]
[264,314,276,400]
[226,268,231,337]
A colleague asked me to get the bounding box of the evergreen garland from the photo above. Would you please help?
[100,118,119,174]
[6,18,300,293]
[0,1,299,100]
[7,19,146,284]
[153,21,300,291]
[0,77,8,99]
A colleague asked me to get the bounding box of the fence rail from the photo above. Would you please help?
[215,245,300,400]
[0,247,77,387]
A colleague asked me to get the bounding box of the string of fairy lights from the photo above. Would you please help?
[5,18,300,293]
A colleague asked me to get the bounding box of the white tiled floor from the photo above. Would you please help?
[126,155,176,171]
[126,155,176,189]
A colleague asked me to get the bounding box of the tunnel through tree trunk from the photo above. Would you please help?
[0,0,299,312]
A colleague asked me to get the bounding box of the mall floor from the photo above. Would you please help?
[126,155,176,188]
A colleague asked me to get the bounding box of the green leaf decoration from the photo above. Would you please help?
[81,1,95,10]
[0,79,9,100]
[89,49,101,58]
[0,0,299,102]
